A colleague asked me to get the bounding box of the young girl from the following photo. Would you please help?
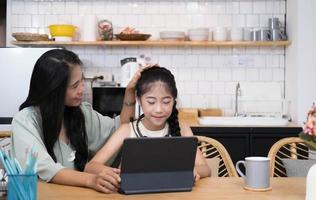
[85,66,211,180]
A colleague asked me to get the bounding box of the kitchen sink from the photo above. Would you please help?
[198,116,289,126]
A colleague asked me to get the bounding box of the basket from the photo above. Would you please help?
[115,33,151,41]
[12,32,49,41]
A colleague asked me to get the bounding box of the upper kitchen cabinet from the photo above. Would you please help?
[11,40,291,48]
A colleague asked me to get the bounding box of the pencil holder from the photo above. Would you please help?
[8,174,37,200]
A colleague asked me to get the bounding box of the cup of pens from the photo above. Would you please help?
[8,174,37,200]
[0,148,38,200]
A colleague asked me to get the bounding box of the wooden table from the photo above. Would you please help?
[38,177,305,200]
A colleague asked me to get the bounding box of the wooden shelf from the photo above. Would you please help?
[11,40,291,47]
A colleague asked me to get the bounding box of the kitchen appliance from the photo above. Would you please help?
[120,57,138,87]
[92,83,142,119]
[92,86,126,118]
[0,48,54,131]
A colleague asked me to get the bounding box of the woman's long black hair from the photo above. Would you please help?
[135,66,181,136]
[20,49,88,171]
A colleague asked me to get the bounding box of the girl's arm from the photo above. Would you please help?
[84,123,131,174]
[179,122,211,179]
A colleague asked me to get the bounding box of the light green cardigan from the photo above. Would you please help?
[11,102,120,182]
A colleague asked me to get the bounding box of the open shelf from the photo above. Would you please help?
[11,40,291,47]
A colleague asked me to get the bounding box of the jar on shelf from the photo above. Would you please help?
[98,20,113,41]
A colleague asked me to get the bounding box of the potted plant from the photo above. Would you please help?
[299,105,316,159]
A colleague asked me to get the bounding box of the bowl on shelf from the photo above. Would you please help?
[12,32,49,41]
[115,33,151,41]
[48,24,76,41]
[188,28,209,41]
[160,31,185,41]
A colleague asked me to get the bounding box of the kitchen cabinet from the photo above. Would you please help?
[11,40,291,48]
[191,126,302,165]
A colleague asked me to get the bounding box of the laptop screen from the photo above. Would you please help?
[119,137,198,194]
[121,137,198,173]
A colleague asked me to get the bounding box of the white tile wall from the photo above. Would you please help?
[6,0,287,116]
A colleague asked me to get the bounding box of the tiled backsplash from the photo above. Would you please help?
[7,0,286,116]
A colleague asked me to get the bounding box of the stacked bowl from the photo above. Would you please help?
[187,28,209,41]
[160,31,185,41]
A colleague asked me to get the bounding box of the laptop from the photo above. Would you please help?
[119,137,198,194]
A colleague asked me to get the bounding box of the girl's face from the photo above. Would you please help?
[64,65,84,107]
[139,81,175,131]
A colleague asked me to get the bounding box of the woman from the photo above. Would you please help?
[11,49,149,193]
[85,67,211,181]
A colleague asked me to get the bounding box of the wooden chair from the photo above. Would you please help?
[0,131,11,138]
[268,137,308,177]
[196,135,238,177]
[0,131,11,152]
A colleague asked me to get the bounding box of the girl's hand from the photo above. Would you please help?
[193,168,201,182]
[88,167,121,193]
[126,63,158,90]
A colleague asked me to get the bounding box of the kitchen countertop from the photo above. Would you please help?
[182,120,301,128]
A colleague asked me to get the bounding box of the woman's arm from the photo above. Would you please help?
[179,122,211,179]
[85,124,131,174]
[120,64,154,123]
[51,168,120,193]
[11,109,121,193]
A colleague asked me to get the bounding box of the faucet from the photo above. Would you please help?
[234,82,241,117]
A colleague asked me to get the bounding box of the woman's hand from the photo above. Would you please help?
[126,63,157,90]
[87,167,121,193]
[120,63,158,123]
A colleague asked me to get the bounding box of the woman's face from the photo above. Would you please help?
[139,81,174,130]
[64,65,84,107]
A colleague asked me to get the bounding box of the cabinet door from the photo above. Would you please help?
[250,127,302,157]
[192,127,250,165]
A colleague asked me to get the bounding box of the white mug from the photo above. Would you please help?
[236,157,271,190]
[243,28,252,41]
[213,27,227,41]
[230,27,244,41]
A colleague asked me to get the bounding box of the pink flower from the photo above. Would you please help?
[303,106,316,136]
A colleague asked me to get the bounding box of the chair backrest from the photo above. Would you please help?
[196,135,238,177]
[0,131,11,138]
[268,137,308,177]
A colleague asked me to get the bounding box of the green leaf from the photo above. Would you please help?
[299,132,316,151]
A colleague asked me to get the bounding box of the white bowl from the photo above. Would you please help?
[160,31,185,41]
[54,36,72,42]
[188,33,209,41]
[188,28,209,35]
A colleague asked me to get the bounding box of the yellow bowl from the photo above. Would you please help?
[48,24,76,37]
